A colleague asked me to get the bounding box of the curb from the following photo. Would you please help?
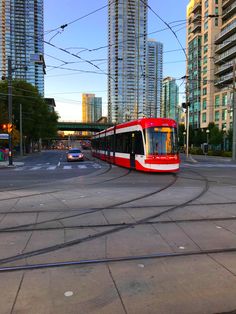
[0,162,24,168]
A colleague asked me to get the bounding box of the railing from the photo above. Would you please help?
[215,33,236,53]
[215,19,236,42]
[215,45,236,63]
[223,1,236,17]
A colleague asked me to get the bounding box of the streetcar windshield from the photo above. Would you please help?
[145,127,178,155]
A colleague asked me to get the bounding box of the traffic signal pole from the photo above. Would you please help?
[8,57,13,166]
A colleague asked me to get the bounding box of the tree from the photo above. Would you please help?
[0,79,59,149]
[207,123,223,148]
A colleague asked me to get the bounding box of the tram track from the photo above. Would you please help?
[1,216,236,233]
[2,246,236,273]
[0,170,211,266]
[1,200,236,215]
[0,173,177,232]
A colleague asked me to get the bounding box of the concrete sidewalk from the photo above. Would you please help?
[0,160,24,168]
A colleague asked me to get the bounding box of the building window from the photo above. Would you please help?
[222,93,227,106]
[215,95,220,107]
[215,111,219,121]
[202,98,207,110]
[205,0,208,8]
[204,21,208,30]
[202,112,206,123]
[203,66,207,75]
[204,45,208,54]
[222,109,227,120]
[203,56,208,64]
[203,88,207,95]
[215,0,218,3]
[204,33,208,43]
[215,18,218,26]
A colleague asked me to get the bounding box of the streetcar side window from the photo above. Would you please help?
[135,131,144,155]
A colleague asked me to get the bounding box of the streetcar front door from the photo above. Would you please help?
[130,133,135,169]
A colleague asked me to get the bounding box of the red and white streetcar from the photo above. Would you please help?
[91,118,180,172]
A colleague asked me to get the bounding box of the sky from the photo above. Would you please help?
[44,0,189,121]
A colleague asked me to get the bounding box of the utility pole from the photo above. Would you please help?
[8,56,13,166]
[232,61,236,161]
[183,75,190,158]
[20,103,23,156]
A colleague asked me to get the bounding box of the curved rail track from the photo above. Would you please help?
[0,170,212,267]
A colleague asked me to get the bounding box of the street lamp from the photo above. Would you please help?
[223,127,227,151]
[206,129,210,145]
[183,131,186,152]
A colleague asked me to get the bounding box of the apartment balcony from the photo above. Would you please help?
[222,1,236,21]
[222,0,235,9]
[192,12,201,23]
[215,19,236,44]
[192,0,201,14]
[215,72,234,86]
[215,33,236,54]
[215,45,236,64]
[192,22,201,34]
[215,61,234,76]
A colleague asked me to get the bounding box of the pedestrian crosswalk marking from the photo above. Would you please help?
[63,166,72,170]
[12,162,104,171]
[30,166,42,171]
[47,166,57,170]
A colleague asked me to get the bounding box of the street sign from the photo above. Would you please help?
[0,133,9,140]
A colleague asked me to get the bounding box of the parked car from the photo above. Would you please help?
[66,148,84,162]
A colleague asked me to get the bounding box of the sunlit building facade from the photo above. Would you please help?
[0,0,45,95]
[187,0,235,131]
[108,0,148,123]
[82,94,102,123]
[146,39,163,118]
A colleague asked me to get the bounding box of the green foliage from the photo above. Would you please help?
[0,80,59,143]
[189,147,203,155]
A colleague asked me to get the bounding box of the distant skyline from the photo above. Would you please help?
[44,0,189,121]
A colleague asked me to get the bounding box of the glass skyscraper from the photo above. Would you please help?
[146,39,163,118]
[108,0,148,123]
[0,0,45,95]
[162,77,179,121]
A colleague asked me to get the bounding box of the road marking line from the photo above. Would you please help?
[47,166,57,170]
[63,166,72,170]
[30,166,42,171]
[77,165,87,169]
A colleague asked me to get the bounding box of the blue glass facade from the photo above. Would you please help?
[0,0,44,95]
[162,77,179,121]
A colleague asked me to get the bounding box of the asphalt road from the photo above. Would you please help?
[0,149,106,190]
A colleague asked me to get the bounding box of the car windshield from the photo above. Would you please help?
[145,127,178,155]
[69,149,81,153]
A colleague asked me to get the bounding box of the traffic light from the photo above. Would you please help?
[0,124,7,131]
[182,102,190,109]
[7,123,13,133]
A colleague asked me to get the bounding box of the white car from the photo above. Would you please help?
[66,148,84,162]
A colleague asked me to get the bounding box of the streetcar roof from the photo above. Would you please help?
[93,118,177,137]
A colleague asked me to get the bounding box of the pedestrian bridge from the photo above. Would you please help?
[57,121,114,132]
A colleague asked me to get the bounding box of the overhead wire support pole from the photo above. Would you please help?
[8,56,13,166]
[232,60,236,161]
